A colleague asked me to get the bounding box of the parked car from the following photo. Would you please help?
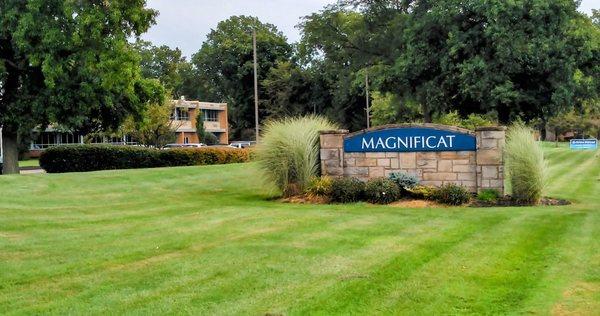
[164,143,206,149]
[228,141,256,149]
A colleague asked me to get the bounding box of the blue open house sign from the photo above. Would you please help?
[570,139,598,150]
[344,126,476,153]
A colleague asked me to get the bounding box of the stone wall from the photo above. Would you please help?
[320,125,505,194]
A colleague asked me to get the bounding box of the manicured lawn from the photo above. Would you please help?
[0,146,598,314]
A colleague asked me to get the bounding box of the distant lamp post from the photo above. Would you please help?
[253,28,259,142]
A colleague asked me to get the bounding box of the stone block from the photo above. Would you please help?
[386,152,398,158]
[423,172,457,181]
[324,159,340,168]
[457,172,475,181]
[480,130,505,139]
[320,148,339,160]
[418,152,437,159]
[365,152,387,158]
[453,164,475,173]
[477,149,502,165]
[482,166,498,179]
[417,159,437,169]
[489,179,504,188]
[452,159,471,165]
[390,159,399,169]
[377,159,390,167]
[480,138,498,149]
[461,180,477,188]
[320,134,343,148]
[369,167,385,178]
[323,166,343,176]
[356,158,377,167]
[344,158,356,167]
[421,180,443,187]
[399,152,417,169]
[438,160,453,172]
[344,167,369,177]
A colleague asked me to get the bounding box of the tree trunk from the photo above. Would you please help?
[1,129,20,174]
[422,103,432,123]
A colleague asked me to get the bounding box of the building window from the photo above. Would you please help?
[202,109,218,122]
[174,108,189,120]
[184,136,189,144]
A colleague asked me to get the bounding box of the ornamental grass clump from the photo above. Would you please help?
[505,124,547,204]
[257,115,338,197]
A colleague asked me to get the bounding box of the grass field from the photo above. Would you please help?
[1,145,598,315]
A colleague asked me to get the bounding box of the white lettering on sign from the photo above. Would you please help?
[361,135,457,150]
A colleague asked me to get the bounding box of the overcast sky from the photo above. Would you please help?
[142,0,598,58]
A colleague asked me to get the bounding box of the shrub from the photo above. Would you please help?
[477,189,501,202]
[408,185,436,200]
[305,176,333,197]
[202,132,220,145]
[432,184,471,205]
[388,172,419,193]
[364,178,401,204]
[39,145,250,173]
[505,124,547,204]
[256,115,338,196]
[330,177,365,203]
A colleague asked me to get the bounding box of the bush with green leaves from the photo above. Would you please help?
[330,177,365,203]
[365,178,401,204]
[505,124,547,204]
[305,176,333,197]
[202,132,220,145]
[256,115,338,197]
[388,172,419,193]
[408,185,436,200]
[432,184,471,206]
[39,145,250,173]
[477,189,501,202]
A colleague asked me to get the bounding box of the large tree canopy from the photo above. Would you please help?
[301,0,599,127]
[191,15,292,139]
[0,0,159,173]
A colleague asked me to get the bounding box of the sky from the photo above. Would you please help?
[142,0,598,58]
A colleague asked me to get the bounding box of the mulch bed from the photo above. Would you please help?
[281,194,571,208]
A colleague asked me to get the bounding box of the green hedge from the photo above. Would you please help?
[39,145,251,173]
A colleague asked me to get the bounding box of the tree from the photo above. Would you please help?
[370,91,421,126]
[122,100,177,148]
[134,40,191,98]
[191,16,292,139]
[302,1,599,128]
[0,0,158,174]
[195,110,206,142]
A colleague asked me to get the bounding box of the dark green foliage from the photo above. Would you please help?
[388,172,419,193]
[477,189,501,202]
[432,184,472,206]
[330,178,365,203]
[0,0,160,173]
[203,132,220,145]
[191,16,292,139]
[39,145,250,173]
[364,178,401,204]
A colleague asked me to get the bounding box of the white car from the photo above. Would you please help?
[228,141,256,149]
[164,143,206,149]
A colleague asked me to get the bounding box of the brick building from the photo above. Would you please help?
[171,98,229,144]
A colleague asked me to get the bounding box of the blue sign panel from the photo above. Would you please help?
[344,127,476,152]
[570,139,598,150]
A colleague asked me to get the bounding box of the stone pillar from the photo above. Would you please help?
[319,130,348,177]
[475,127,506,194]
